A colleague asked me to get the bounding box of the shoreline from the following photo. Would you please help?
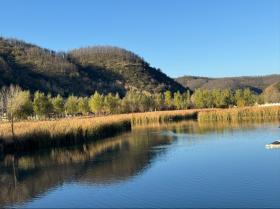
[0,106,279,155]
[0,110,201,155]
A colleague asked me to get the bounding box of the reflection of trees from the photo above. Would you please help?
[1,120,277,207]
[0,129,174,207]
[136,120,279,135]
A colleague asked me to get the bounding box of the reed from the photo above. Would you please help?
[130,109,199,126]
[0,109,209,154]
[198,106,280,122]
[0,107,277,154]
[0,115,131,154]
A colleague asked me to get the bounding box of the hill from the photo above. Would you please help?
[176,75,280,93]
[0,37,186,96]
[262,81,280,103]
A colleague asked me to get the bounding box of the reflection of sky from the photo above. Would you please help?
[3,122,280,208]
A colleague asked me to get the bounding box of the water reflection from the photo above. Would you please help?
[0,120,279,207]
[136,120,280,135]
[0,128,175,207]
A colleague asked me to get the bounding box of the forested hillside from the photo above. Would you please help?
[0,37,186,96]
[176,75,280,93]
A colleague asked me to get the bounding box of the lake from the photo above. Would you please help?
[0,121,279,208]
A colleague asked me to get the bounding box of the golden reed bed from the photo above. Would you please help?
[198,106,280,122]
[1,107,277,154]
[0,109,201,153]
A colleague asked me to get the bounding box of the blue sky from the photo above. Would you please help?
[0,0,279,77]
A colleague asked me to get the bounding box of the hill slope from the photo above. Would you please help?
[176,75,280,93]
[0,37,186,96]
[262,81,280,103]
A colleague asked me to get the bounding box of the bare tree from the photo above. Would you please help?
[0,87,7,119]
[6,85,22,140]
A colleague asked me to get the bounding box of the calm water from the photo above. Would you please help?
[0,121,280,208]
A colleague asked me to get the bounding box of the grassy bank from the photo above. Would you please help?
[0,115,131,154]
[2,106,277,154]
[0,110,199,154]
[198,106,280,122]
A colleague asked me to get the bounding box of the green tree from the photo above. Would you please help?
[192,89,205,108]
[121,90,139,113]
[234,89,256,107]
[65,95,79,115]
[89,91,104,114]
[212,89,233,108]
[33,91,53,118]
[12,91,33,119]
[78,97,90,115]
[138,92,155,112]
[173,91,183,110]
[234,89,245,107]
[154,93,164,111]
[243,88,256,106]
[192,89,215,108]
[181,91,192,109]
[104,93,121,114]
[164,91,173,109]
[52,94,64,117]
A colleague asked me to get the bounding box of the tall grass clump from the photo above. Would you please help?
[0,115,131,154]
[198,106,280,122]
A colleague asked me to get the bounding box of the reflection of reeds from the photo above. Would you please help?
[0,127,175,207]
[198,106,280,122]
[6,137,128,169]
[134,119,279,135]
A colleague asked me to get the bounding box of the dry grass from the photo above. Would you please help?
[0,115,131,153]
[198,106,280,122]
[0,107,277,153]
[0,109,203,153]
[0,109,204,140]
[130,109,209,126]
[0,115,130,141]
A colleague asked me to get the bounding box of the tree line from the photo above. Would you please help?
[0,85,269,123]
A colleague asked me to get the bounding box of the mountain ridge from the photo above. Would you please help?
[0,37,186,96]
[176,74,280,93]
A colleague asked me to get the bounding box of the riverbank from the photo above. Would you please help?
[0,110,200,154]
[1,106,279,155]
